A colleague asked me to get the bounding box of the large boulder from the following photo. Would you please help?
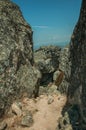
[0,0,38,117]
[68,0,86,127]
[34,45,61,85]
[57,0,86,129]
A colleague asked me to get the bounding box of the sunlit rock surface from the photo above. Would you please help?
[0,0,38,117]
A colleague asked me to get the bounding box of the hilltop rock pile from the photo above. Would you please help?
[34,45,61,85]
[53,45,71,93]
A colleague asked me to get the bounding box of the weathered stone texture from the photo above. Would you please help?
[58,0,86,130]
[0,0,38,117]
[54,45,71,93]
[57,0,86,129]
[34,45,61,73]
[34,45,61,85]
[68,0,86,126]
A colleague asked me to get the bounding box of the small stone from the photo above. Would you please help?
[11,102,22,116]
[0,122,7,130]
[48,84,60,95]
[21,111,33,127]
[47,95,54,104]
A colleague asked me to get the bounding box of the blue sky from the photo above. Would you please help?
[12,0,82,48]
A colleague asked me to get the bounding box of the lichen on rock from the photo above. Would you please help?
[34,45,61,85]
[0,0,39,117]
[57,0,86,129]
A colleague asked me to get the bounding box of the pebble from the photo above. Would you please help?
[47,95,54,104]
[21,111,33,127]
[11,102,22,116]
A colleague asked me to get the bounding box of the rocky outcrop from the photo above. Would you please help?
[68,0,86,128]
[34,45,61,85]
[0,0,39,117]
[57,0,86,129]
[53,45,71,93]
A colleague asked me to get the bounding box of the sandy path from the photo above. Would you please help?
[3,94,67,130]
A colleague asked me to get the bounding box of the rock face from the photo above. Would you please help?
[0,0,38,117]
[68,0,86,127]
[57,0,86,129]
[34,45,61,85]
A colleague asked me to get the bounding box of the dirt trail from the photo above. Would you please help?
[3,94,67,130]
